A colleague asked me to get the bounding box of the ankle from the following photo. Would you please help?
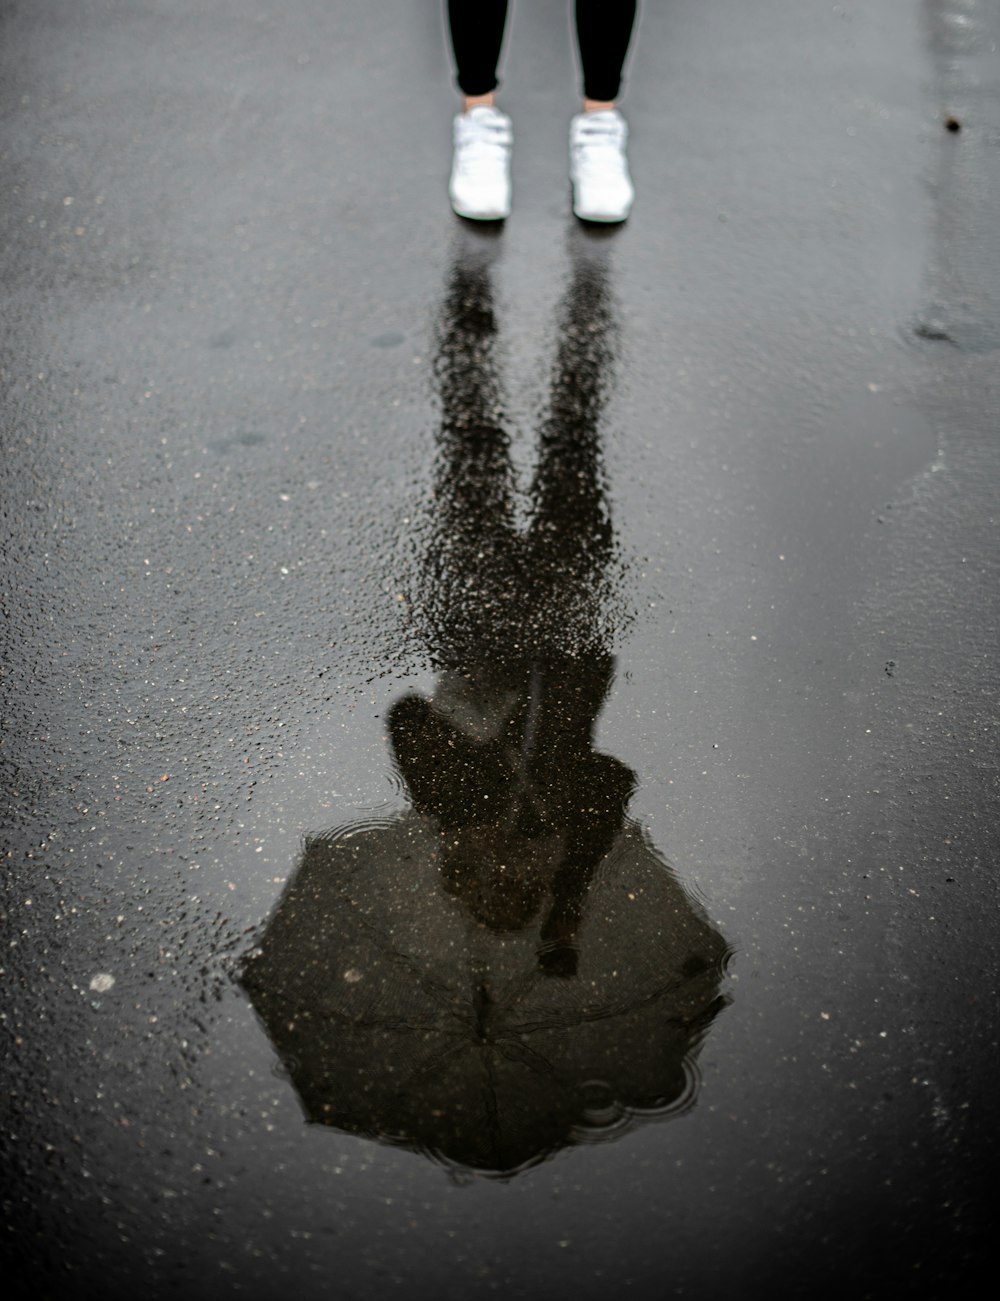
[583,99,616,114]
[463,92,496,113]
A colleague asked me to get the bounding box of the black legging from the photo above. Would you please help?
[447,1,637,103]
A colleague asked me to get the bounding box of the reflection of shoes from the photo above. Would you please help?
[569,110,634,223]
[449,107,513,221]
[453,208,505,278]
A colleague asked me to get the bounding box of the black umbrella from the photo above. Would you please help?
[242,806,729,1177]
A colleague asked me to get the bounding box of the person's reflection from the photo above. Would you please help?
[394,230,629,976]
[242,230,730,1178]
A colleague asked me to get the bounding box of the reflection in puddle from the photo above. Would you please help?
[242,229,730,1178]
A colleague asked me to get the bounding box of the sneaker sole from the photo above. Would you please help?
[451,204,510,222]
[573,209,630,224]
[571,196,632,224]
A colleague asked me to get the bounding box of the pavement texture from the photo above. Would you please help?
[1,1,998,1298]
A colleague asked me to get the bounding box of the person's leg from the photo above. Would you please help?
[446,1,514,219]
[447,0,510,109]
[569,2,638,221]
[574,0,638,108]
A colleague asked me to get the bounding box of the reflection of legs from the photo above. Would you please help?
[435,253,514,531]
[528,241,615,581]
[425,240,520,658]
[526,244,628,973]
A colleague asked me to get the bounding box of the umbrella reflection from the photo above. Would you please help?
[242,229,731,1178]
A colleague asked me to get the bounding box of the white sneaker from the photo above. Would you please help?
[449,106,513,221]
[569,110,635,223]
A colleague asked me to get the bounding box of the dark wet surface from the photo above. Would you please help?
[2,1,998,1298]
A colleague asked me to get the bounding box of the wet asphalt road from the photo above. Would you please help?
[2,1,998,1298]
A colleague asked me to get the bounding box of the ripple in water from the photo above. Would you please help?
[314,814,401,845]
[571,1056,704,1147]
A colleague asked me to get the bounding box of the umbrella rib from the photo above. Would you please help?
[341,902,465,1011]
[404,1033,477,1085]
[480,1051,503,1152]
[321,1009,460,1033]
[511,971,696,1035]
[494,1034,561,1081]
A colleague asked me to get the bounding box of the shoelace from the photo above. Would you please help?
[572,121,627,178]
[573,120,625,149]
[457,115,512,166]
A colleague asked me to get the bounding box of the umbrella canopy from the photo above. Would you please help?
[242,809,729,1178]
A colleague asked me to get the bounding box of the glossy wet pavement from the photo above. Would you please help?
[2,2,997,1298]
